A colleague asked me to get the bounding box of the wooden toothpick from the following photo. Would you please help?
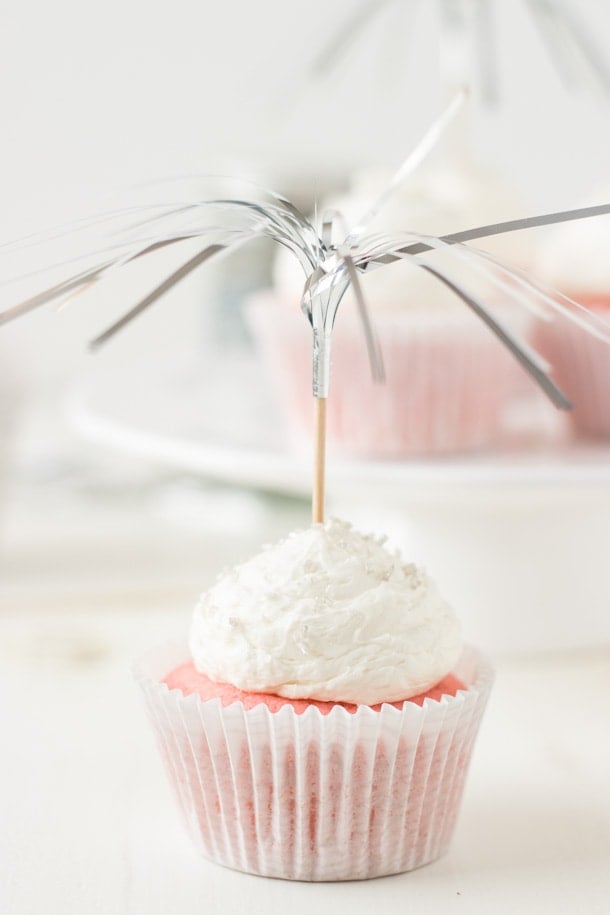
[312,396,327,524]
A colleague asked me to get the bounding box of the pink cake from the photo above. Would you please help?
[138,645,490,881]
[533,203,610,438]
[247,294,519,458]
[135,520,493,881]
[533,296,610,439]
[164,661,465,711]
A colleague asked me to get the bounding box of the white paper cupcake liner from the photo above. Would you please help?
[134,643,493,881]
[246,295,521,458]
[534,310,610,438]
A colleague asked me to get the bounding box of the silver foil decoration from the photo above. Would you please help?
[2,179,610,409]
[525,0,610,96]
[1,97,610,407]
[309,0,610,101]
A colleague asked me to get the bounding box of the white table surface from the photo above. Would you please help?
[1,603,609,915]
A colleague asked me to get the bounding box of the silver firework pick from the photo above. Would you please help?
[1,94,610,408]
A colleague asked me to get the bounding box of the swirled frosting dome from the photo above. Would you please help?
[189,519,462,705]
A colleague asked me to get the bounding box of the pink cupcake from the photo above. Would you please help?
[135,519,493,881]
[534,208,610,439]
[247,293,518,458]
[532,295,610,438]
[247,163,530,458]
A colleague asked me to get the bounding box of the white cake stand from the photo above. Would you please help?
[68,353,610,655]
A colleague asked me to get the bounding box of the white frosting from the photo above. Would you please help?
[535,186,610,294]
[189,519,462,705]
[273,161,529,312]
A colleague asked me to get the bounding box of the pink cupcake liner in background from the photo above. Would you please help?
[533,300,610,439]
[246,295,523,459]
[135,643,493,882]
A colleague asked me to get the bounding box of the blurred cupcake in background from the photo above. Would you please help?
[247,159,533,458]
[533,193,610,440]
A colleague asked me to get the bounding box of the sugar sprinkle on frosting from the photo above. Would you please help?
[189,519,462,705]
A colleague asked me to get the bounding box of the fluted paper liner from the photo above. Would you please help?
[134,643,493,881]
[534,311,610,438]
[246,297,520,458]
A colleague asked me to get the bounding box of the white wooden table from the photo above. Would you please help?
[1,604,609,915]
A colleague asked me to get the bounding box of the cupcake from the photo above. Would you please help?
[135,518,493,881]
[248,291,519,458]
[246,160,531,458]
[534,199,610,439]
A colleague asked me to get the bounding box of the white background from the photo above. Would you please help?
[1,0,610,387]
[1,4,610,912]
